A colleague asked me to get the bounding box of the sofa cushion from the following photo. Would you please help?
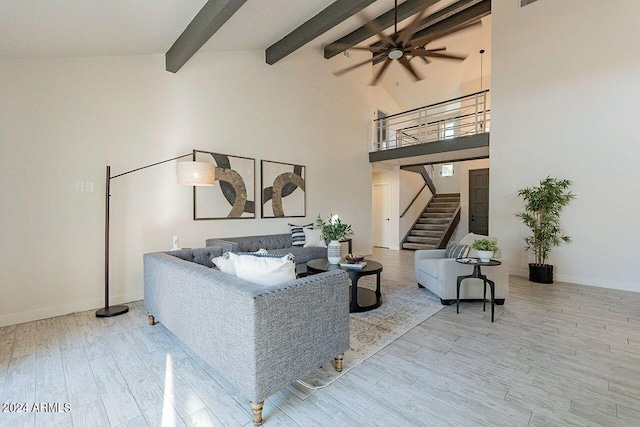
[233,253,296,286]
[444,243,470,259]
[415,258,440,279]
[269,246,326,264]
[210,234,292,252]
[303,228,327,248]
[169,246,223,268]
[289,223,313,247]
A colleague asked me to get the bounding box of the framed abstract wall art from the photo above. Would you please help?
[261,160,306,218]
[193,150,255,220]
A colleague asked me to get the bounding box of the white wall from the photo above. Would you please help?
[432,164,461,194]
[372,166,436,250]
[373,85,402,117]
[0,48,374,326]
[372,167,400,250]
[491,0,640,291]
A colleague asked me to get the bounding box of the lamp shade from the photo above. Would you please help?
[177,161,216,186]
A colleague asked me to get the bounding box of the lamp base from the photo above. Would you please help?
[96,305,129,318]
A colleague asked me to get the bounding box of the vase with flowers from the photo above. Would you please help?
[316,214,353,264]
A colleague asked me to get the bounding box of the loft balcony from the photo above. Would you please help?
[370,90,490,166]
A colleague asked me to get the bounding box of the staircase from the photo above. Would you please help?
[402,193,460,250]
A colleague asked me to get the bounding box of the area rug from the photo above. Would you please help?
[298,276,444,389]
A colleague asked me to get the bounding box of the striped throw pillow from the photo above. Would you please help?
[444,243,470,259]
[289,223,313,247]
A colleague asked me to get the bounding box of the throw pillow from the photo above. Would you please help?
[303,228,327,248]
[237,249,270,256]
[212,252,236,275]
[444,243,470,259]
[234,253,296,286]
[289,223,313,247]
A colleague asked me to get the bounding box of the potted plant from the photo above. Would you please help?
[516,177,575,283]
[472,239,499,262]
[316,214,353,264]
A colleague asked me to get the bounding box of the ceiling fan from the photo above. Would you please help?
[334,0,471,86]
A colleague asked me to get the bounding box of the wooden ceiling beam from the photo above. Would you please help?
[266,0,377,65]
[323,0,439,60]
[406,0,491,46]
[165,0,248,73]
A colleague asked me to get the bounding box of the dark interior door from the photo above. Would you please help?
[469,168,489,235]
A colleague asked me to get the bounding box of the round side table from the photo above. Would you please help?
[455,258,502,322]
[306,258,383,313]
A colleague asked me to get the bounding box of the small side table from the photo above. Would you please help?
[455,258,502,322]
[306,258,383,313]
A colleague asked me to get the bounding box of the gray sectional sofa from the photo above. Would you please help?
[143,246,350,426]
[206,233,327,274]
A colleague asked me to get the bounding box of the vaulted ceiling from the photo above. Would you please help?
[0,0,490,108]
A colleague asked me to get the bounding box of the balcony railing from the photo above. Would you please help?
[373,90,490,152]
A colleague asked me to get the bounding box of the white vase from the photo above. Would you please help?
[327,240,342,264]
[477,250,494,262]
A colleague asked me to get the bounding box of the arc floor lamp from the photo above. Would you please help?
[96,151,216,318]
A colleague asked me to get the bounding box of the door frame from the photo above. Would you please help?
[468,168,490,235]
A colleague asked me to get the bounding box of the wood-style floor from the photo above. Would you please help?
[2,248,640,426]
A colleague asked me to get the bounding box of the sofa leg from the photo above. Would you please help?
[250,401,264,426]
[495,299,505,306]
[417,283,425,289]
[440,299,456,306]
[334,354,344,372]
[148,314,157,326]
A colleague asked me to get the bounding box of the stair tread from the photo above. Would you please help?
[411,231,441,237]
[403,243,437,250]
[407,237,439,244]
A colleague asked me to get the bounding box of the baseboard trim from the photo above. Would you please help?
[509,268,639,293]
[0,291,144,328]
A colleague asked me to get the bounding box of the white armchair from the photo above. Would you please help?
[414,233,509,305]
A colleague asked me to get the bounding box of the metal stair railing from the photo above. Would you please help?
[373,90,490,152]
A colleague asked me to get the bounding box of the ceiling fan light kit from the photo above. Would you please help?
[388,48,404,60]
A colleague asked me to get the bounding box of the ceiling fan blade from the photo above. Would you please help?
[421,51,467,61]
[398,56,423,81]
[329,42,387,53]
[408,46,445,56]
[408,20,481,48]
[359,12,396,47]
[370,58,393,86]
[333,54,383,77]
[397,0,431,46]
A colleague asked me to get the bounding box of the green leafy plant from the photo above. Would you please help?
[316,214,353,241]
[516,177,575,265]
[472,239,499,252]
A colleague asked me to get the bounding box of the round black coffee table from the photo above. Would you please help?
[455,258,502,322]
[306,258,383,313]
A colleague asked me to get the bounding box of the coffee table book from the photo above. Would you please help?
[339,261,367,269]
